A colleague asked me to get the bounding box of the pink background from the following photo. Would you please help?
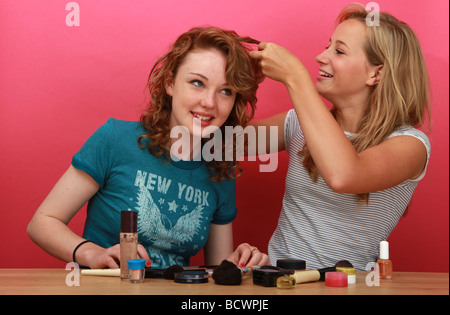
[1,0,448,272]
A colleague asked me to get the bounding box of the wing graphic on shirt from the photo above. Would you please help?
[134,184,203,266]
[170,203,204,245]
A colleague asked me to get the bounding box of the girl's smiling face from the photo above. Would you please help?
[166,47,236,139]
[315,19,380,106]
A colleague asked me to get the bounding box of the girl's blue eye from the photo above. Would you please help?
[191,80,203,87]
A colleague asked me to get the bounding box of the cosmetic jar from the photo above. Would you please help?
[275,259,306,289]
[325,271,348,287]
[336,267,356,284]
[174,269,209,284]
[276,274,296,289]
[253,268,294,287]
[127,259,146,283]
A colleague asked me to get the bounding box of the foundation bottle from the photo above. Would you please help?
[377,240,393,279]
[120,210,138,280]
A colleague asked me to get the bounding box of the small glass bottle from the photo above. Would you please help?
[277,274,296,289]
[377,240,393,279]
[127,259,146,283]
[120,210,138,280]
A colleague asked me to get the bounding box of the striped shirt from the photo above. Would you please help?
[268,109,431,270]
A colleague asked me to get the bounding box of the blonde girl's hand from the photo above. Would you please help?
[249,42,306,86]
[226,243,270,267]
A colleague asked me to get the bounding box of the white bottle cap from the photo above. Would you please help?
[379,241,389,259]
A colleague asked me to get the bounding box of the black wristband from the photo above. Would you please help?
[72,240,93,264]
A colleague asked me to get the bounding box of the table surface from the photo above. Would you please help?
[0,269,448,295]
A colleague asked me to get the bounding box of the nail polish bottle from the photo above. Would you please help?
[377,240,393,279]
[120,210,138,280]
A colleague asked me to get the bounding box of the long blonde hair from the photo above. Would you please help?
[301,3,431,203]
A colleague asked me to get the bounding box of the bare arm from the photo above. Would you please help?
[27,165,150,268]
[249,111,288,153]
[203,223,234,266]
[27,165,100,263]
[251,43,427,193]
[204,223,269,267]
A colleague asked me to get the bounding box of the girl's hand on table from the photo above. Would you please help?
[227,243,270,267]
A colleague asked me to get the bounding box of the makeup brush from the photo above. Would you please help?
[212,260,243,285]
[81,264,187,279]
[81,269,121,277]
[162,265,184,280]
[335,260,354,268]
[212,260,263,285]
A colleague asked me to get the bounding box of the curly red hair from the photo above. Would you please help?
[139,26,261,181]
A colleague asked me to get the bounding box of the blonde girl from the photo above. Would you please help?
[250,4,431,270]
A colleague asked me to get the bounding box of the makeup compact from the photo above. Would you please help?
[253,268,294,287]
[276,259,306,270]
[174,269,209,284]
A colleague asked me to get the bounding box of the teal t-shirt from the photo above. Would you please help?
[72,118,237,268]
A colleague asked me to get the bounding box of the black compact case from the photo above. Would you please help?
[253,268,294,287]
[174,269,209,284]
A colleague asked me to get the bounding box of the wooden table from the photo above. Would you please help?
[0,269,448,296]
